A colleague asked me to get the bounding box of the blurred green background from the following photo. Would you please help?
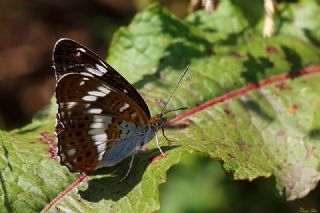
[0,0,319,212]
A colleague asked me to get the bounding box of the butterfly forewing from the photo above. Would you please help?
[53,38,150,118]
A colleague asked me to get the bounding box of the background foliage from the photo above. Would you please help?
[1,0,320,212]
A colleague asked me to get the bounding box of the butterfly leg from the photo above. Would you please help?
[119,152,136,182]
[162,126,173,144]
[156,133,165,156]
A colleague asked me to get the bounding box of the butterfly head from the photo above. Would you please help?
[150,114,167,131]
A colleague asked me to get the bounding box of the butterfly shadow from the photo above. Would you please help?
[78,145,178,202]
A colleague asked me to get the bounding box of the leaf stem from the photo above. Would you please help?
[41,173,87,212]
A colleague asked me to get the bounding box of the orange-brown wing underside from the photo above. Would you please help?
[56,73,150,172]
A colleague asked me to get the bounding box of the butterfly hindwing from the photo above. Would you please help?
[53,38,150,118]
[56,73,150,172]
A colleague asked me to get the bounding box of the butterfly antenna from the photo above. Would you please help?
[160,65,190,115]
[163,106,189,114]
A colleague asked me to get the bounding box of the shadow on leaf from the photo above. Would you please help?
[218,28,250,46]
[308,128,320,140]
[241,53,274,83]
[304,29,320,48]
[14,125,42,135]
[281,45,303,73]
[1,143,13,171]
[0,172,13,213]
[79,146,177,202]
[239,99,274,123]
[230,0,264,27]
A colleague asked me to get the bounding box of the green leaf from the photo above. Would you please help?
[277,0,320,45]
[2,1,320,212]
[0,119,76,212]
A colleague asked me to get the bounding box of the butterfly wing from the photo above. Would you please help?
[53,38,150,118]
[55,73,150,172]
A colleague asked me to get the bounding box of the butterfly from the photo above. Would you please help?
[53,38,188,178]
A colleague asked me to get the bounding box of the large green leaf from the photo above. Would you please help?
[1,1,320,212]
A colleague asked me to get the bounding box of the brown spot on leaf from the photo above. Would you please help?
[49,144,58,159]
[288,104,298,113]
[229,51,243,58]
[39,132,55,144]
[266,46,278,54]
[276,164,282,170]
[228,123,236,129]
[276,131,285,138]
[208,49,216,56]
[39,132,58,159]
[223,108,232,115]
[275,82,290,91]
